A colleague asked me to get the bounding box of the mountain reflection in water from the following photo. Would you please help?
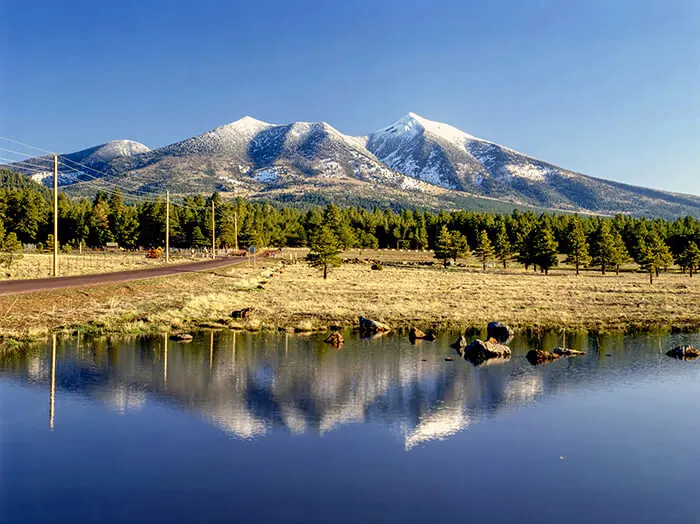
[2,329,697,450]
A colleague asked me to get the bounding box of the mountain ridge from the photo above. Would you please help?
[4,113,699,219]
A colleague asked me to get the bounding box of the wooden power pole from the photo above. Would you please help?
[165,190,170,263]
[211,201,216,259]
[52,154,59,277]
[234,211,238,252]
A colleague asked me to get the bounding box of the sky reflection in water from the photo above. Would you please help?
[1,330,699,523]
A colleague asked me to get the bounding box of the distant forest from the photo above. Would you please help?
[1,168,700,278]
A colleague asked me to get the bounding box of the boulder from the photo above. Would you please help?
[359,316,392,335]
[170,333,193,342]
[459,339,511,366]
[324,332,344,347]
[552,347,585,357]
[487,322,514,344]
[527,349,560,365]
[230,307,254,320]
[450,334,468,351]
[410,327,436,341]
[409,327,427,340]
[423,329,437,341]
[666,345,700,360]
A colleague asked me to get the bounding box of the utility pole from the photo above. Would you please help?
[234,211,238,252]
[211,201,216,259]
[165,190,170,263]
[53,154,59,277]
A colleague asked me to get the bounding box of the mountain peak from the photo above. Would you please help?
[86,140,150,162]
[405,111,425,121]
[233,115,270,126]
[213,116,272,139]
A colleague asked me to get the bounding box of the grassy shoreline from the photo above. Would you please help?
[1,250,699,351]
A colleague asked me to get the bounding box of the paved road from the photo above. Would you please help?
[0,257,250,297]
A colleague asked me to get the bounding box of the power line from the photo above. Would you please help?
[0,157,54,171]
[58,156,156,196]
[0,136,53,155]
[0,146,52,159]
[1,155,156,203]
[0,137,158,198]
[1,135,226,212]
[64,182,154,204]
[56,161,160,197]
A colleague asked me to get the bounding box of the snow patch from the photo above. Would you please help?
[504,163,552,181]
[85,140,150,163]
[218,175,245,187]
[253,168,281,183]
[30,172,52,185]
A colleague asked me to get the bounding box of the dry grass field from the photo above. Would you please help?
[1,249,699,347]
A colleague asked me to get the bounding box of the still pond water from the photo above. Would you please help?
[1,330,699,523]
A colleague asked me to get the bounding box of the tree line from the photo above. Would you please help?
[1,168,699,281]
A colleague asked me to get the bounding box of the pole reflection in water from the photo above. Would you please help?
[209,331,214,373]
[163,332,168,387]
[49,333,56,430]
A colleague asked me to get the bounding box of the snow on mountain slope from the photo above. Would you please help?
[247,120,406,185]
[367,112,563,189]
[82,140,150,163]
[147,116,273,158]
[366,113,490,190]
[3,140,151,186]
[130,118,424,192]
[366,112,700,214]
[5,113,700,218]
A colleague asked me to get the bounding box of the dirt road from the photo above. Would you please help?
[0,257,249,296]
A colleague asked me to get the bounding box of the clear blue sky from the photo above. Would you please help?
[1,0,698,194]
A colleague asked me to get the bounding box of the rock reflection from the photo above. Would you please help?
[0,330,696,449]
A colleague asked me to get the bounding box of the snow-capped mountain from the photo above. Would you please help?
[367,112,490,190]
[6,139,150,186]
[116,116,433,196]
[4,114,700,218]
[366,113,700,215]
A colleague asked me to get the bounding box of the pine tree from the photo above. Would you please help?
[474,230,495,270]
[306,225,342,279]
[564,218,590,275]
[636,242,657,284]
[450,231,470,264]
[651,233,674,277]
[612,230,629,275]
[514,227,536,270]
[433,226,469,267]
[636,233,672,283]
[494,224,512,269]
[0,232,23,273]
[323,204,356,249]
[414,214,429,250]
[89,200,114,247]
[532,223,559,275]
[679,242,700,277]
[433,226,453,268]
[590,222,617,275]
[191,226,207,247]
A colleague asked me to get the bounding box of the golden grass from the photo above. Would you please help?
[1,252,699,347]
